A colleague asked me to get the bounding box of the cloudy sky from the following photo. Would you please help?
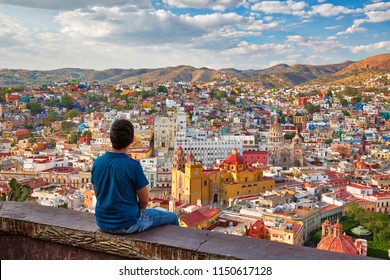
[0,0,389,70]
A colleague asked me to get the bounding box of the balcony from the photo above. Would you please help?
[0,201,372,260]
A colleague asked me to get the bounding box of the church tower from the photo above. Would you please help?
[172,145,185,171]
[171,146,186,202]
[291,129,303,166]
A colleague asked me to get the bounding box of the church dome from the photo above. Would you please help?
[317,234,359,255]
[356,160,366,169]
[317,221,359,255]
[268,117,284,143]
[224,148,245,165]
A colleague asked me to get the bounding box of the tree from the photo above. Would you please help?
[64,109,80,120]
[47,98,60,107]
[226,97,236,105]
[46,108,60,123]
[82,130,92,137]
[4,178,30,202]
[340,99,349,107]
[324,139,333,145]
[61,121,77,131]
[61,94,74,109]
[49,139,56,148]
[69,130,82,144]
[157,85,168,93]
[342,110,351,116]
[344,87,358,96]
[303,102,320,114]
[28,101,43,115]
[351,96,362,106]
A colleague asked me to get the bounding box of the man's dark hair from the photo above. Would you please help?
[110,119,134,149]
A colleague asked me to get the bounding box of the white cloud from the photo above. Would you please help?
[0,0,151,10]
[325,25,342,30]
[251,0,307,16]
[337,2,390,36]
[55,6,277,47]
[0,12,38,51]
[364,2,390,11]
[286,35,341,52]
[350,41,390,54]
[162,0,245,11]
[223,41,289,56]
[309,4,355,17]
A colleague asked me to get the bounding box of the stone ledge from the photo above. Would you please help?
[0,201,372,260]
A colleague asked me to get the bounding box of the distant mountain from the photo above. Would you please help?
[98,61,354,87]
[251,61,354,88]
[309,53,390,86]
[2,53,389,88]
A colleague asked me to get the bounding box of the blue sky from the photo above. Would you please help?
[0,0,389,70]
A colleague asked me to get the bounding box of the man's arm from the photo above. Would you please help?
[136,186,149,209]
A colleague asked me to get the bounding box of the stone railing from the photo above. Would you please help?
[0,201,372,260]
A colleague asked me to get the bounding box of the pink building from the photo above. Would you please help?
[243,151,268,165]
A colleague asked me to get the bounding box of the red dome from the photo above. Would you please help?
[224,148,245,165]
[317,235,358,255]
[356,161,366,169]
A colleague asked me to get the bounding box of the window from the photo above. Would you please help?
[204,180,208,186]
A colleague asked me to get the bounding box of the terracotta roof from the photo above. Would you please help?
[317,234,358,255]
[179,208,221,228]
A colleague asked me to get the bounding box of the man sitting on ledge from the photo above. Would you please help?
[91,119,179,234]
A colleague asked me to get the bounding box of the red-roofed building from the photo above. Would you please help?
[179,207,221,230]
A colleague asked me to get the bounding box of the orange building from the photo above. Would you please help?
[332,143,351,157]
[5,93,19,103]
[81,187,95,209]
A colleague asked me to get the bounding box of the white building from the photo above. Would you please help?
[140,157,158,189]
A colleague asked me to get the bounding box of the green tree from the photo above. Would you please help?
[61,121,77,131]
[351,96,362,106]
[28,101,44,115]
[324,139,333,145]
[82,130,92,137]
[157,85,168,93]
[342,110,351,116]
[47,98,60,107]
[69,130,82,144]
[340,99,349,107]
[64,109,80,120]
[49,139,56,148]
[61,94,74,109]
[5,178,29,202]
[303,102,320,114]
[226,97,236,105]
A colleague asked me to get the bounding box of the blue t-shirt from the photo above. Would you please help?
[91,152,149,231]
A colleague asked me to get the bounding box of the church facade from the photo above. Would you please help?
[171,146,275,206]
[267,118,304,168]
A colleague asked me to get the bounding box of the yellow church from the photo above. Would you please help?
[171,146,275,206]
